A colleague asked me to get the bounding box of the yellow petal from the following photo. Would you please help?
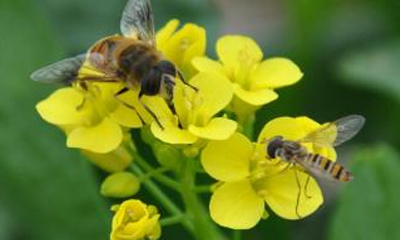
[188,117,237,140]
[258,117,305,143]
[201,133,252,182]
[156,19,180,49]
[36,88,91,125]
[67,118,123,153]
[210,180,265,229]
[151,123,198,144]
[192,57,225,74]
[258,168,323,220]
[110,104,143,128]
[217,35,263,69]
[233,83,278,106]
[82,144,133,173]
[190,72,233,121]
[250,58,303,90]
[161,23,206,70]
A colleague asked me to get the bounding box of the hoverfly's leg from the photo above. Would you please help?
[293,164,303,219]
[114,87,146,125]
[138,92,164,130]
[304,175,313,199]
[177,70,198,92]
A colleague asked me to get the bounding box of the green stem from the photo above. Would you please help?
[130,164,193,231]
[233,230,242,240]
[160,215,186,226]
[239,113,255,140]
[134,154,181,191]
[179,159,227,240]
[137,166,170,181]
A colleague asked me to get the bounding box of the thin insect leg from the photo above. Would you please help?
[114,87,146,125]
[293,164,302,219]
[137,94,164,130]
[304,175,312,199]
[177,70,198,91]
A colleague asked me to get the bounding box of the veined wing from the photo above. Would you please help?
[30,55,86,84]
[120,0,155,46]
[300,115,365,147]
[31,53,121,85]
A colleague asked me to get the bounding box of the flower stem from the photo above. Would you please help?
[179,158,227,240]
[130,164,193,231]
[160,214,186,226]
[233,230,242,240]
[239,113,255,140]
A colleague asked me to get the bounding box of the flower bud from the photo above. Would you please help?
[111,199,161,240]
[153,142,182,169]
[101,172,140,198]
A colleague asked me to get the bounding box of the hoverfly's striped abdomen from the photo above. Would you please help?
[305,153,353,182]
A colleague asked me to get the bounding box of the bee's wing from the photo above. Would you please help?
[120,0,155,46]
[300,115,365,147]
[30,54,87,84]
[31,53,120,84]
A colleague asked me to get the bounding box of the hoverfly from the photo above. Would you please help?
[265,115,365,217]
[30,0,195,124]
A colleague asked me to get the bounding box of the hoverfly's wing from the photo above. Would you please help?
[120,0,155,46]
[300,115,365,147]
[30,55,86,84]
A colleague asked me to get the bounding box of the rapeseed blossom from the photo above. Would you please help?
[201,117,336,229]
[193,35,303,121]
[111,199,161,240]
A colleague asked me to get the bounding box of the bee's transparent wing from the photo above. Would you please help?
[30,55,87,84]
[31,53,120,84]
[120,0,155,46]
[300,115,365,147]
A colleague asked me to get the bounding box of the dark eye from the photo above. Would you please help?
[157,60,176,76]
[140,69,161,96]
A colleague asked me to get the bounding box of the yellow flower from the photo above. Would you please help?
[193,35,303,118]
[143,72,237,144]
[201,117,335,229]
[111,199,161,240]
[156,19,206,78]
[36,83,144,153]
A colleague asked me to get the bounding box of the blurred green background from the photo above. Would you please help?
[1,0,400,239]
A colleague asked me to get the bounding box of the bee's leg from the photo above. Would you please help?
[138,92,164,130]
[304,175,313,199]
[293,164,303,219]
[177,70,198,92]
[114,87,146,125]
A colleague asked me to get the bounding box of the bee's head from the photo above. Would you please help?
[266,136,284,159]
[156,60,176,77]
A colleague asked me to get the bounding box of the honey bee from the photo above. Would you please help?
[30,0,195,122]
[264,115,365,217]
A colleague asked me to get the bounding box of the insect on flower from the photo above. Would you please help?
[264,115,365,218]
[30,0,196,125]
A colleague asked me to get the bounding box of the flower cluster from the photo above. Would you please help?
[35,16,339,240]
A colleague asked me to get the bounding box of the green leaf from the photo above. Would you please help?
[338,41,400,104]
[0,0,109,239]
[328,144,400,240]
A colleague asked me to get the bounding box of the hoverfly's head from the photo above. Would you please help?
[266,136,284,159]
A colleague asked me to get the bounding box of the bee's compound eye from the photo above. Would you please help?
[157,60,176,76]
[140,70,162,96]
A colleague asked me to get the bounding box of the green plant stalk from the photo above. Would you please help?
[179,158,227,240]
[239,112,255,140]
[130,164,193,231]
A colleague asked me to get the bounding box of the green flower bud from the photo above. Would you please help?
[101,172,140,198]
[153,142,182,169]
